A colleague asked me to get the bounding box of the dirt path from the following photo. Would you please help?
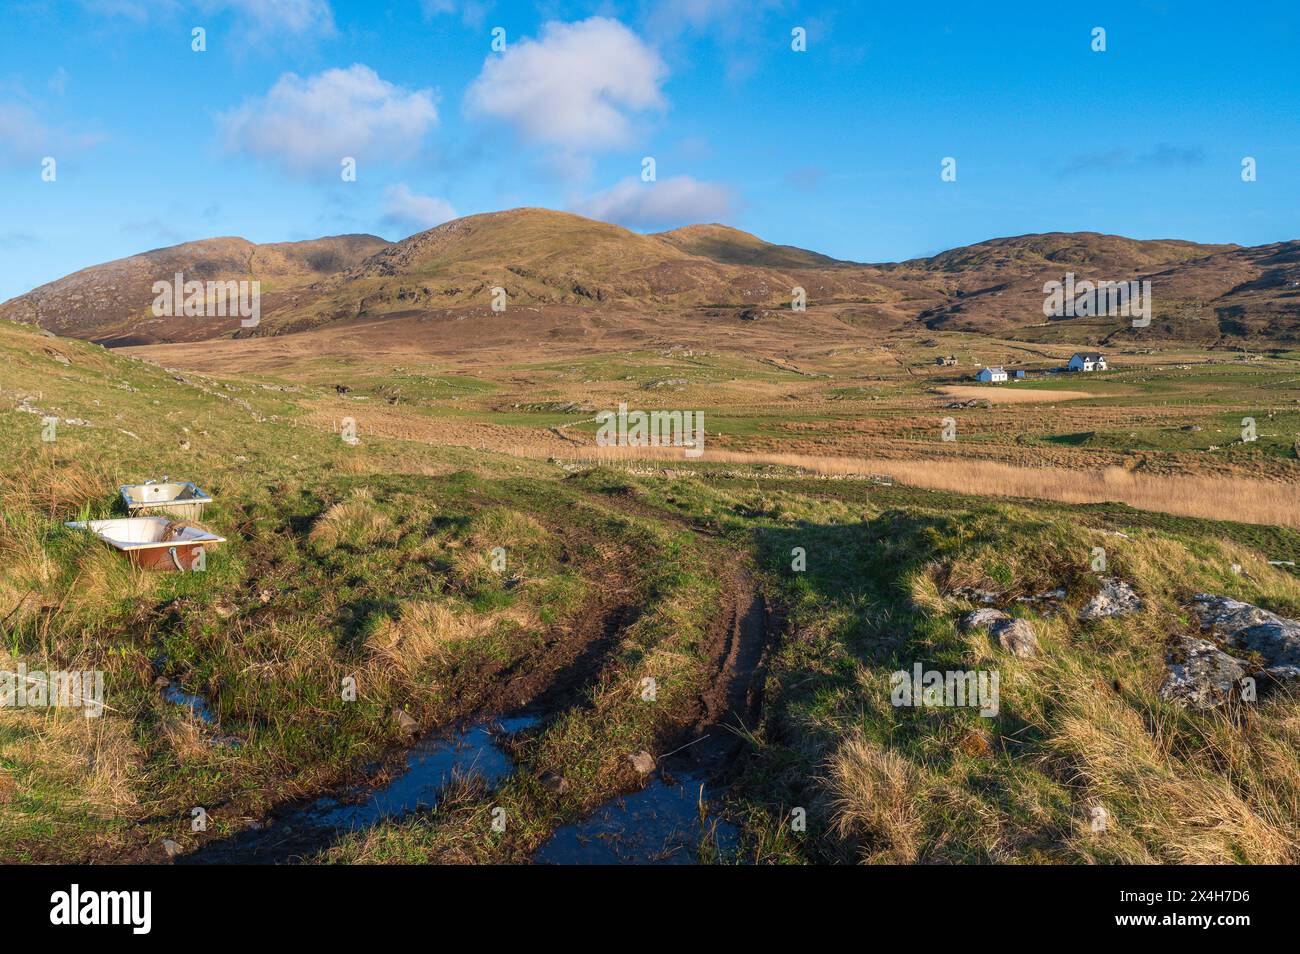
[182,488,779,864]
[679,571,773,775]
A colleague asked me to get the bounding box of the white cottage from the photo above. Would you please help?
[976,366,1008,383]
[1068,352,1107,372]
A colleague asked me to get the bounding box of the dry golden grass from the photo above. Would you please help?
[937,385,1094,404]
[0,708,141,819]
[1042,663,1298,864]
[367,601,499,679]
[528,445,1300,528]
[829,735,925,864]
[307,488,398,553]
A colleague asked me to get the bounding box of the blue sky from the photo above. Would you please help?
[1,0,1297,300]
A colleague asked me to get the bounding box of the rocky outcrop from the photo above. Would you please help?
[960,608,1010,632]
[1159,637,1250,708]
[1160,595,1300,708]
[1190,595,1300,673]
[1080,578,1143,621]
[961,609,1040,658]
[996,618,1041,658]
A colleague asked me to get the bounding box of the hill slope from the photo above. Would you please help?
[0,234,389,345]
[3,210,1298,346]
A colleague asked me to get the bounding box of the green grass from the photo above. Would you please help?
[3,317,1299,864]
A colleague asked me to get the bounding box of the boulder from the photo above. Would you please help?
[394,709,419,737]
[1159,637,1249,709]
[962,609,1040,658]
[1080,578,1143,620]
[960,608,1011,632]
[539,771,569,794]
[997,618,1041,658]
[629,751,656,775]
[1190,594,1300,670]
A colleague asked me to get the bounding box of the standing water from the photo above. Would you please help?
[534,770,739,864]
[300,715,539,832]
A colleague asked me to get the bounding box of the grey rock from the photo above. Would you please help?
[629,751,656,775]
[1190,594,1300,669]
[952,586,1002,604]
[997,618,1041,658]
[961,608,1011,632]
[1080,578,1143,620]
[394,709,419,737]
[1159,637,1249,709]
[161,838,182,859]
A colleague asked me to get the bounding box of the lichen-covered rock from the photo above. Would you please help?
[952,587,1002,605]
[1190,594,1300,670]
[997,618,1041,658]
[1159,637,1249,708]
[961,609,1040,657]
[1080,578,1143,621]
[961,608,1011,632]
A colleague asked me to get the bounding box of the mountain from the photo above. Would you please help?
[899,232,1300,344]
[654,223,850,268]
[2,210,1298,347]
[0,234,389,345]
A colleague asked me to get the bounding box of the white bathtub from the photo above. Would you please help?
[66,517,225,571]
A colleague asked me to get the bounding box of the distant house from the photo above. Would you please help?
[976,367,1008,383]
[936,355,958,366]
[1068,352,1107,372]
[1013,369,1026,379]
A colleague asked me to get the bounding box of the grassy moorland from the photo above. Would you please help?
[2,316,1298,864]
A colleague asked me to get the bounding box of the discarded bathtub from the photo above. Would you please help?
[66,517,225,572]
[120,479,212,520]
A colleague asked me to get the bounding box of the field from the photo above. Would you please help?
[2,313,1298,864]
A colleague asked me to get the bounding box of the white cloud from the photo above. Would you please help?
[421,0,490,29]
[465,17,667,154]
[573,176,738,229]
[381,184,457,232]
[84,0,335,36]
[0,101,104,166]
[218,65,438,175]
[0,104,48,161]
[645,0,786,38]
[219,0,336,35]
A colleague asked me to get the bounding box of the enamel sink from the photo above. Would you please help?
[120,478,212,520]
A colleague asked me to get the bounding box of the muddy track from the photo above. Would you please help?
[666,566,777,778]
[177,524,644,864]
[572,482,782,779]
[181,488,777,864]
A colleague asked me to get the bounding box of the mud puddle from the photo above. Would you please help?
[535,768,739,864]
[534,578,773,865]
[302,714,538,832]
[161,684,215,723]
[185,714,537,862]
